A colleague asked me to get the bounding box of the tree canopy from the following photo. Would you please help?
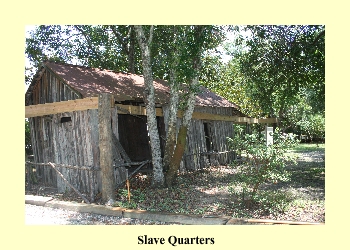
[25,24,325,157]
[25,25,142,76]
[200,25,325,138]
[25,25,226,84]
[228,25,325,118]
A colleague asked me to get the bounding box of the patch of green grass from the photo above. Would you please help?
[287,163,325,188]
[293,143,325,152]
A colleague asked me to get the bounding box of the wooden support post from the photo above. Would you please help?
[126,179,131,203]
[98,93,116,205]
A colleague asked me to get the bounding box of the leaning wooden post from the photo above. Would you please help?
[98,93,116,205]
[48,162,90,204]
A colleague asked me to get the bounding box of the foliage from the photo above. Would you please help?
[279,95,312,133]
[297,113,325,142]
[227,127,299,207]
[227,25,325,119]
[203,56,263,117]
[107,151,324,221]
[25,120,32,155]
[229,188,294,215]
[25,25,142,77]
[25,25,227,85]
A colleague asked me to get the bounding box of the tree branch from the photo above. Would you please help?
[313,29,325,45]
[73,25,102,65]
[148,25,154,46]
[110,25,130,54]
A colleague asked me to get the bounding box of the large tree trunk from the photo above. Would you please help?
[98,93,116,205]
[165,90,197,187]
[162,68,179,172]
[165,25,204,187]
[135,25,164,187]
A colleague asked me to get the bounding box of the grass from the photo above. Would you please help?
[292,142,325,152]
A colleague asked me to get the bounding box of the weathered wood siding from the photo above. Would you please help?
[193,107,236,167]
[29,110,96,193]
[29,116,56,185]
[29,107,122,194]
[27,68,127,194]
[162,106,236,172]
[27,68,82,105]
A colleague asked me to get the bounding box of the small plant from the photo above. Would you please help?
[113,200,138,209]
[227,127,299,207]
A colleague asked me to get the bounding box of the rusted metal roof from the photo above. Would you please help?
[28,61,241,110]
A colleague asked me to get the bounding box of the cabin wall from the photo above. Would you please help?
[27,66,239,195]
[29,110,101,193]
[29,104,237,194]
[29,116,57,185]
[162,106,237,172]
[29,107,120,194]
[194,107,236,166]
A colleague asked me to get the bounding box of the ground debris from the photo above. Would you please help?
[26,145,325,223]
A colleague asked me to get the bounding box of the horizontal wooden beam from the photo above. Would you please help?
[257,118,279,124]
[25,97,99,118]
[25,97,277,124]
[186,111,248,123]
[116,104,163,117]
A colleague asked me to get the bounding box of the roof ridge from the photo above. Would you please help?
[44,60,141,77]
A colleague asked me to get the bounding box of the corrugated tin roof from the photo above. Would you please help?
[27,61,241,111]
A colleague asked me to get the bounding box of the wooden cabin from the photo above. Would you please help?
[25,61,271,196]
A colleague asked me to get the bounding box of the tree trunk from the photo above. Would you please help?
[165,90,197,187]
[162,69,179,172]
[98,93,116,205]
[165,126,187,187]
[135,25,164,187]
[165,25,204,186]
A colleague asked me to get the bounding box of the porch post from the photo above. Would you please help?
[98,93,115,205]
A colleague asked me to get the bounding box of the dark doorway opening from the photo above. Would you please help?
[117,114,167,168]
[203,122,212,152]
[118,114,151,162]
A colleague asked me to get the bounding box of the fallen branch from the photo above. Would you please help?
[48,162,90,204]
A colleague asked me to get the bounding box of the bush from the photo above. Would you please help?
[25,120,33,155]
[297,113,325,142]
[227,127,298,207]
